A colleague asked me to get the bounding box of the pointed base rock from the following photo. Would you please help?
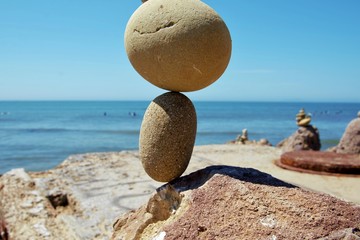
[277,125,321,152]
[112,165,360,240]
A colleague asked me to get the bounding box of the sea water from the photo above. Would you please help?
[0,101,359,174]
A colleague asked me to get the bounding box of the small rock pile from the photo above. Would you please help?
[277,110,360,175]
[296,108,312,126]
[125,0,232,182]
[277,108,321,151]
[230,128,272,146]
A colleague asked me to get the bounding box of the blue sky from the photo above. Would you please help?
[0,0,359,102]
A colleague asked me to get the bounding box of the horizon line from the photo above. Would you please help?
[0,99,359,104]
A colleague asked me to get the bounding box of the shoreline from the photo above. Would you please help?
[1,144,359,239]
[0,138,343,175]
[1,101,357,175]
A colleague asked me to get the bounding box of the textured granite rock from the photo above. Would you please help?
[277,125,321,152]
[125,0,231,92]
[139,92,197,182]
[335,114,360,154]
[112,165,360,240]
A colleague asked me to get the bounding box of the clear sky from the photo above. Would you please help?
[1,0,359,102]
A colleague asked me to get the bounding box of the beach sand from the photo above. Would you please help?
[1,144,359,239]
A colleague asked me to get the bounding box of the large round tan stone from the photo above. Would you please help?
[125,0,232,92]
[139,92,197,182]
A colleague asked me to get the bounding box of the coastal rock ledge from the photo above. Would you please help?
[112,165,360,240]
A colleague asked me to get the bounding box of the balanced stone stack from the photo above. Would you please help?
[296,108,311,127]
[277,108,321,151]
[125,0,232,182]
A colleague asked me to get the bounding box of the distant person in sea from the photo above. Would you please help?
[104,112,107,116]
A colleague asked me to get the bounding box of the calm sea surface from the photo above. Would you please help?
[0,101,359,174]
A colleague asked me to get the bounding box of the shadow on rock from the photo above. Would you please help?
[169,165,296,193]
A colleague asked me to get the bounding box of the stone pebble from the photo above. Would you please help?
[139,92,197,182]
[125,0,232,92]
[297,117,311,127]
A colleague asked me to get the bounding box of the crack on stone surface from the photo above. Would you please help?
[134,20,179,35]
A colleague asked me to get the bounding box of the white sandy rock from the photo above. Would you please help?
[125,0,232,92]
[140,92,197,182]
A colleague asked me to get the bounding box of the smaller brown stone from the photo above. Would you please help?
[258,138,271,146]
[139,92,197,182]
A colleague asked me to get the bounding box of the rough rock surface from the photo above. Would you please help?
[112,165,360,240]
[2,145,360,239]
[125,0,232,92]
[335,114,360,154]
[140,92,197,182]
[277,125,321,152]
[0,152,157,240]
